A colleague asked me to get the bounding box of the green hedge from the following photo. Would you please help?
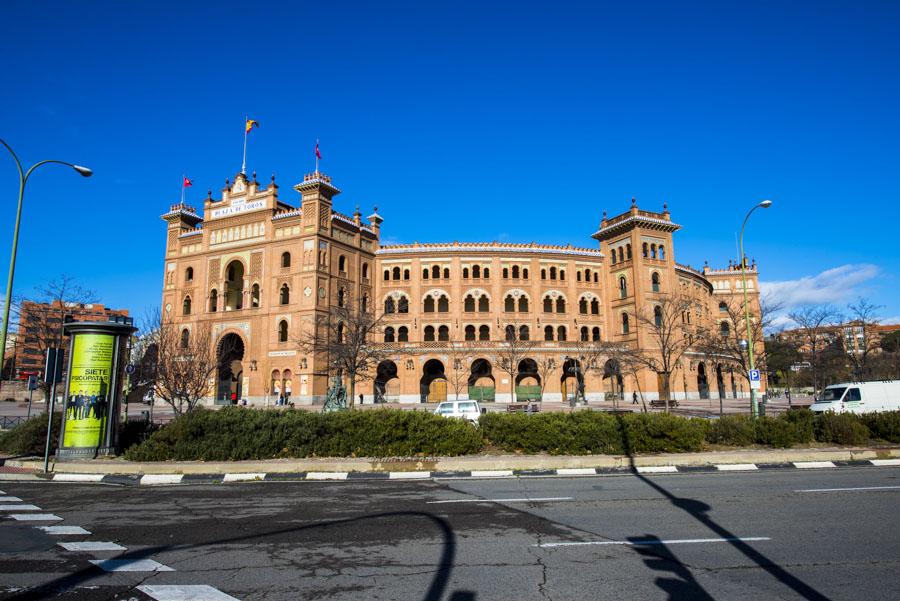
[0,413,61,456]
[124,407,483,461]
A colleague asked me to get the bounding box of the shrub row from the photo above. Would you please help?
[0,414,161,457]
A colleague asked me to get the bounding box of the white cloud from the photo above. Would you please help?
[881,316,900,325]
[759,264,880,311]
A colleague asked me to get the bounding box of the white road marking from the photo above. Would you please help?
[536,536,771,548]
[428,497,573,504]
[389,471,431,479]
[470,470,514,478]
[870,459,900,466]
[54,473,105,482]
[0,504,41,511]
[59,541,126,552]
[794,461,836,469]
[795,485,900,493]
[556,468,596,476]
[306,472,348,480]
[716,464,759,471]
[223,473,266,482]
[38,525,91,535]
[9,513,61,521]
[0,496,22,502]
[636,466,678,474]
[138,584,240,601]
[141,474,184,485]
[90,558,174,572]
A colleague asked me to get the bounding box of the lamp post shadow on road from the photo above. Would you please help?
[0,138,92,393]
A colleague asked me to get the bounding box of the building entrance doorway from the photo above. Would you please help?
[420,359,447,403]
[216,333,245,404]
[697,362,710,400]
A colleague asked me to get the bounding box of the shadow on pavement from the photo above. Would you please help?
[616,415,832,601]
[627,534,715,600]
[7,510,469,601]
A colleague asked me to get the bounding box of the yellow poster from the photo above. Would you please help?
[63,333,114,448]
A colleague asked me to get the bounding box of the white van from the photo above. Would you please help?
[433,400,482,425]
[809,381,900,414]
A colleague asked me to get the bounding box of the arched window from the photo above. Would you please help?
[473,265,481,278]
[523,268,529,279]
[503,267,509,279]
[465,295,476,312]
[180,328,190,349]
[278,320,288,342]
[422,268,430,279]
[251,283,260,308]
[338,255,346,272]
[185,267,193,282]
[559,269,566,281]
[611,251,617,265]
[337,287,345,307]
[654,305,663,328]
[651,272,660,293]
[437,295,449,312]
[585,269,591,281]
[591,298,600,315]
[578,272,582,282]
[651,244,657,259]
[544,325,554,341]
[209,289,218,312]
[463,267,470,278]
[719,301,728,313]
[478,296,490,312]
[557,326,567,341]
[519,325,530,340]
[438,325,450,341]
[465,325,476,341]
[443,267,450,279]
[483,267,490,278]
[432,265,440,279]
[619,276,628,298]
[392,267,401,280]
[424,296,435,313]
[403,269,410,280]
[398,296,409,313]
[658,246,666,260]
[361,293,368,313]
[579,298,588,314]
[384,269,390,281]
[362,263,369,279]
[622,313,630,334]
[505,325,516,341]
[280,284,290,305]
[512,265,520,279]
[556,297,566,313]
[385,297,396,314]
[182,296,192,315]
[592,327,601,341]
[550,267,557,280]
[424,326,435,342]
[336,321,345,343]
[384,327,395,343]
[398,326,409,342]
[479,325,490,341]
[720,321,730,337]
[626,243,632,259]
[541,268,547,280]
[505,295,515,312]
[281,252,291,268]
[543,296,553,313]
[642,243,649,258]
[518,297,529,312]
[580,326,589,341]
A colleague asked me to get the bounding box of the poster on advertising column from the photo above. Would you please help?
[62,333,114,448]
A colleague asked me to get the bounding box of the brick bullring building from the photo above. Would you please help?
[161,169,761,405]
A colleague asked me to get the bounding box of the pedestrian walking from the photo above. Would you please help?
[632,391,638,405]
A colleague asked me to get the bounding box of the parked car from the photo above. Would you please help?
[433,400,482,425]
[810,381,900,414]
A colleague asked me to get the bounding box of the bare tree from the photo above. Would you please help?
[605,343,649,412]
[787,304,842,393]
[845,297,882,381]
[534,355,557,403]
[446,353,473,401]
[493,321,537,403]
[145,308,225,416]
[296,295,387,409]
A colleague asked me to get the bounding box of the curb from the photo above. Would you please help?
[3,458,899,486]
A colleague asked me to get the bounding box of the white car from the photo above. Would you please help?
[434,400,482,425]
[810,381,900,414]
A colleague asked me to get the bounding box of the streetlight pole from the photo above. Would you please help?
[0,138,92,394]
[739,199,772,418]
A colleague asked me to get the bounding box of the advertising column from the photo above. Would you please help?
[57,319,135,459]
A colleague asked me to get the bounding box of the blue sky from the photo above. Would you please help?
[2,1,899,325]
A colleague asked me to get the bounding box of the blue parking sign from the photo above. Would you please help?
[749,369,760,381]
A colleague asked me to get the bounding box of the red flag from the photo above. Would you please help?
[183,176,193,188]
[315,141,322,160]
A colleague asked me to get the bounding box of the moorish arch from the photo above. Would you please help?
[420,359,447,403]
[468,358,495,401]
[216,331,246,403]
[374,360,399,402]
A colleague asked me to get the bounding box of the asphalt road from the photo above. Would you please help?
[1,467,898,600]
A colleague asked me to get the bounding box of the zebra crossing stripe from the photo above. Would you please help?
[59,541,126,552]
[9,513,61,521]
[38,525,91,535]
[90,558,174,572]
[138,584,240,600]
[0,504,41,511]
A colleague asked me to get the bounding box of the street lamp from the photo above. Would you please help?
[0,138,92,391]
[739,199,772,418]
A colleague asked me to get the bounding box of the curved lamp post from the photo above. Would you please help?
[0,138,92,387]
[739,199,772,418]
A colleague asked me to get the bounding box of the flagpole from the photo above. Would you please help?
[315,138,319,174]
[242,115,248,174]
[181,174,185,204]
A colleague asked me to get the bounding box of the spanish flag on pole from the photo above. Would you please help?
[246,119,260,133]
